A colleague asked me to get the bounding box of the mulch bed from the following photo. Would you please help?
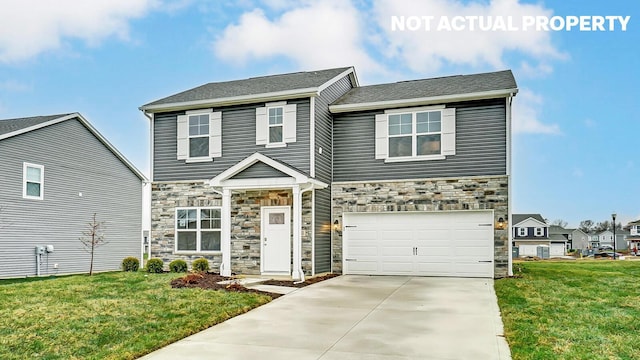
[169,272,340,299]
[260,273,339,287]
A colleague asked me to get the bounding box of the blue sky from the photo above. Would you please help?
[0,0,637,228]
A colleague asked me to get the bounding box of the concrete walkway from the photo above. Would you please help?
[140,276,511,360]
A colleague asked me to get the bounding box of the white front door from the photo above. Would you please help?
[261,206,291,275]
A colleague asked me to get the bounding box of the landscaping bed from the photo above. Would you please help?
[169,272,340,298]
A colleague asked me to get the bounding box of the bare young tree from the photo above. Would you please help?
[79,213,107,276]
[551,219,568,228]
[579,220,594,233]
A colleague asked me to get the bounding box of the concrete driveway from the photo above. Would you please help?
[140,276,511,360]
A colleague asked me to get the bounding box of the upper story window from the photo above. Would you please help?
[268,107,284,143]
[256,102,297,147]
[175,207,221,252]
[176,110,222,162]
[535,227,544,237]
[188,114,210,158]
[518,227,527,236]
[23,163,44,200]
[388,110,442,157]
[375,106,456,162]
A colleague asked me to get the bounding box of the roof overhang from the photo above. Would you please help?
[513,216,547,228]
[0,113,147,181]
[140,88,319,113]
[329,88,519,113]
[209,152,327,190]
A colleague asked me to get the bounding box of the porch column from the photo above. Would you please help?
[292,184,303,281]
[221,188,232,276]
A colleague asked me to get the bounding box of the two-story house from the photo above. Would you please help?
[140,66,517,279]
[512,214,566,257]
[548,225,590,251]
[594,229,629,250]
[0,113,146,279]
[626,220,640,252]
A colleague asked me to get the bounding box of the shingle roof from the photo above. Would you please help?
[512,214,546,225]
[331,70,516,106]
[142,67,353,108]
[549,225,570,234]
[0,114,72,136]
[0,113,146,180]
[549,234,569,241]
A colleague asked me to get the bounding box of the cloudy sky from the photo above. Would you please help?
[0,0,637,227]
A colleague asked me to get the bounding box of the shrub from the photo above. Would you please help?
[121,257,140,272]
[192,258,210,272]
[169,259,188,273]
[146,258,164,273]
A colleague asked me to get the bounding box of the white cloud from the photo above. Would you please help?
[512,89,561,135]
[213,0,384,75]
[0,0,159,63]
[372,0,565,74]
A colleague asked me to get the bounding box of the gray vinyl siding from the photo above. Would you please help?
[232,162,289,179]
[314,75,353,183]
[314,187,331,274]
[153,99,311,181]
[333,99,507,181]
[0,119,142,278]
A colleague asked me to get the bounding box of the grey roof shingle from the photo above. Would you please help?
[0,114,71,136]
[143,67,352,108]
[331,70,516,106]
[512,214,546,225]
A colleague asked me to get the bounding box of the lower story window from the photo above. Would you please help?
[176,207,221,252]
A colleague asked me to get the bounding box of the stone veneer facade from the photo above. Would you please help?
[331,175,510,278]
[151,181,313,275]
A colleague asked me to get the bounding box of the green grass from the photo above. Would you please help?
[0,272,270,360]
[495,261,640,360]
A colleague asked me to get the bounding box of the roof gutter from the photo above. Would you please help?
[329,88,519,113]
[140,88,320,113]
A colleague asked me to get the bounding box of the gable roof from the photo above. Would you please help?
[209,152,327,189]
[512,214,547,226]
[0,114,72,136]
[141,67,356,113]
[330,70,517,113]
[0,113,146,181]
[549,225,570,234]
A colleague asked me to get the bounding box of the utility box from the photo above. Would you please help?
[35,246,45,255]
[512,246,519,258]
[537,246,550,259]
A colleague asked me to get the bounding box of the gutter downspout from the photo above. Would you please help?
[293,184,315,284]
[141,110,154,266]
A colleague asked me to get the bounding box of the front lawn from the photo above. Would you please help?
[0,272,270,360]
[495,261,640,360]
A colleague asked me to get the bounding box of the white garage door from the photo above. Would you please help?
[550,243,565,257]
[343,211,494,278]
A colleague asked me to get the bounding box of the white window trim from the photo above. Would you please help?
[177,109,222,161]
[267,105,285,146]
[187,112,211,160]
[23,162,44,200]
[256,101,296,147]
[376,105,455,162]
[518,227,527,237]
[175,207,222,254]
[534,227,544,237]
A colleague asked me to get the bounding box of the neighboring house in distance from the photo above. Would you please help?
[0,113,146,279]
[570,228,590,250]
[140,66,517,279]
[548,225,590,251]
[626,220,640,251]
[512,214,566,257]
[594,229,629,250]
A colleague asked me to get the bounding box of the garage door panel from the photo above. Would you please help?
[344,211,494,278]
